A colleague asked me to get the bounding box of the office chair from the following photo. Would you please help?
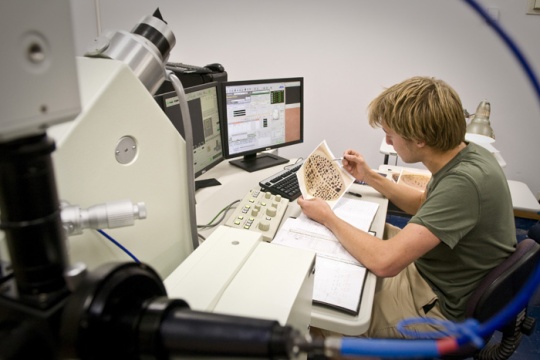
[528,220,540,242]
[443,237,540,360]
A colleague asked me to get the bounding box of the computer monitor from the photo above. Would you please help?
[155,81,224,188]
[220,77,304,172]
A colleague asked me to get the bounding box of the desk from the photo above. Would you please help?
[195,158,389,335]
[508,180,540,220]
[378,164,540,220]
[379,136,507,168]
[379,138,398,166]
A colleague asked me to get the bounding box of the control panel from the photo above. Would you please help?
[225,189,289,242]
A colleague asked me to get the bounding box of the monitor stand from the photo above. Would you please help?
[229,153,289,173]
[195,178,222,191]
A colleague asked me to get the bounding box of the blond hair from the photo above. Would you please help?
[368,76,465,151]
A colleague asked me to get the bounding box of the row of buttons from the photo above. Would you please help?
[225,189,290,242]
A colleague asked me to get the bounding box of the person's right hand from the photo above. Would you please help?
[342,149,371,183]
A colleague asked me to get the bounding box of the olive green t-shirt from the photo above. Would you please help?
[409,142,516,320]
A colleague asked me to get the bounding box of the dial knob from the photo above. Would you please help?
[258,220,270,231]
[266,207,277,217]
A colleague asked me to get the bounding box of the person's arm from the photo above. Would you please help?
[342,149,425,215]
[297,197,440,277]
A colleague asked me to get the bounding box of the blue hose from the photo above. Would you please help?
[340,338,442,358]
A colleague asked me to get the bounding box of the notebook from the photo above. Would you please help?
[272,197,379,314]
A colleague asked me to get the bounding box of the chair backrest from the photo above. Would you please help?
[528,221,540,242]
[466,238,540,324]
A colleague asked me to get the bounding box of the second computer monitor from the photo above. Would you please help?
[156,81,224,179]
[220,77,304,172]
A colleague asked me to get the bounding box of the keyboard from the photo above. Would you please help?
[225,189,290,242]
[259,162,303,200]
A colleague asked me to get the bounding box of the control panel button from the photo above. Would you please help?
[224,188,290,242]
[266,207,277,217]
[258,220,270,231]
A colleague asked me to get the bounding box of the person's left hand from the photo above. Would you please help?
[296,196,333,226]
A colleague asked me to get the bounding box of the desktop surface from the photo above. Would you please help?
[194,158,389,335]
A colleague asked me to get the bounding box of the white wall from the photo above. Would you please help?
[71,0,540,200]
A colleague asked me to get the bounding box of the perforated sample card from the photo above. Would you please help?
[296,140,355,209]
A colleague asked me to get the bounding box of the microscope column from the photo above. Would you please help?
[0,133,68,305]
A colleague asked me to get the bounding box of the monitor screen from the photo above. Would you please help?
[220,77,304,172]
[155,81,224,185]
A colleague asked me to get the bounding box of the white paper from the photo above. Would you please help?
[272,197,379,314]
[312,256,367,313]
[274,198,378,263]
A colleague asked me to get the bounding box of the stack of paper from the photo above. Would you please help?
[272,197,379,314]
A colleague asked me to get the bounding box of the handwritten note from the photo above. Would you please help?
[272,197,378,314]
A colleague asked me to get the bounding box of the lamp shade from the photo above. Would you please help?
[466,100,495,139]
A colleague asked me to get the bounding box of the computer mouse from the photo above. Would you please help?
[205,63,225,72]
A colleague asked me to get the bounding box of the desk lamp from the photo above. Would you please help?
[464,99,506,167]
[466,99,495,139]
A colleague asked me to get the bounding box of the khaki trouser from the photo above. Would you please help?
[311,224,449,339]
[365,261,447,338]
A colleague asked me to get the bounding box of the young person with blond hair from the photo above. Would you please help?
[298,76,516,338]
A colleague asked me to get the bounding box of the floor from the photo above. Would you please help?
[386,213,540,360]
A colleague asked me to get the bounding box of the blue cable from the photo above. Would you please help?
[447,0,540,342]
[397,318,484,348]
[338,0,540,357]
[476,262,540,339]
[462,0,540,102]
[340,337,443,358]
[97,229,140,263]
[339,261,540,358]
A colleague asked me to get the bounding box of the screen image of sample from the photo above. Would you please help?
[303,151,346,201]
